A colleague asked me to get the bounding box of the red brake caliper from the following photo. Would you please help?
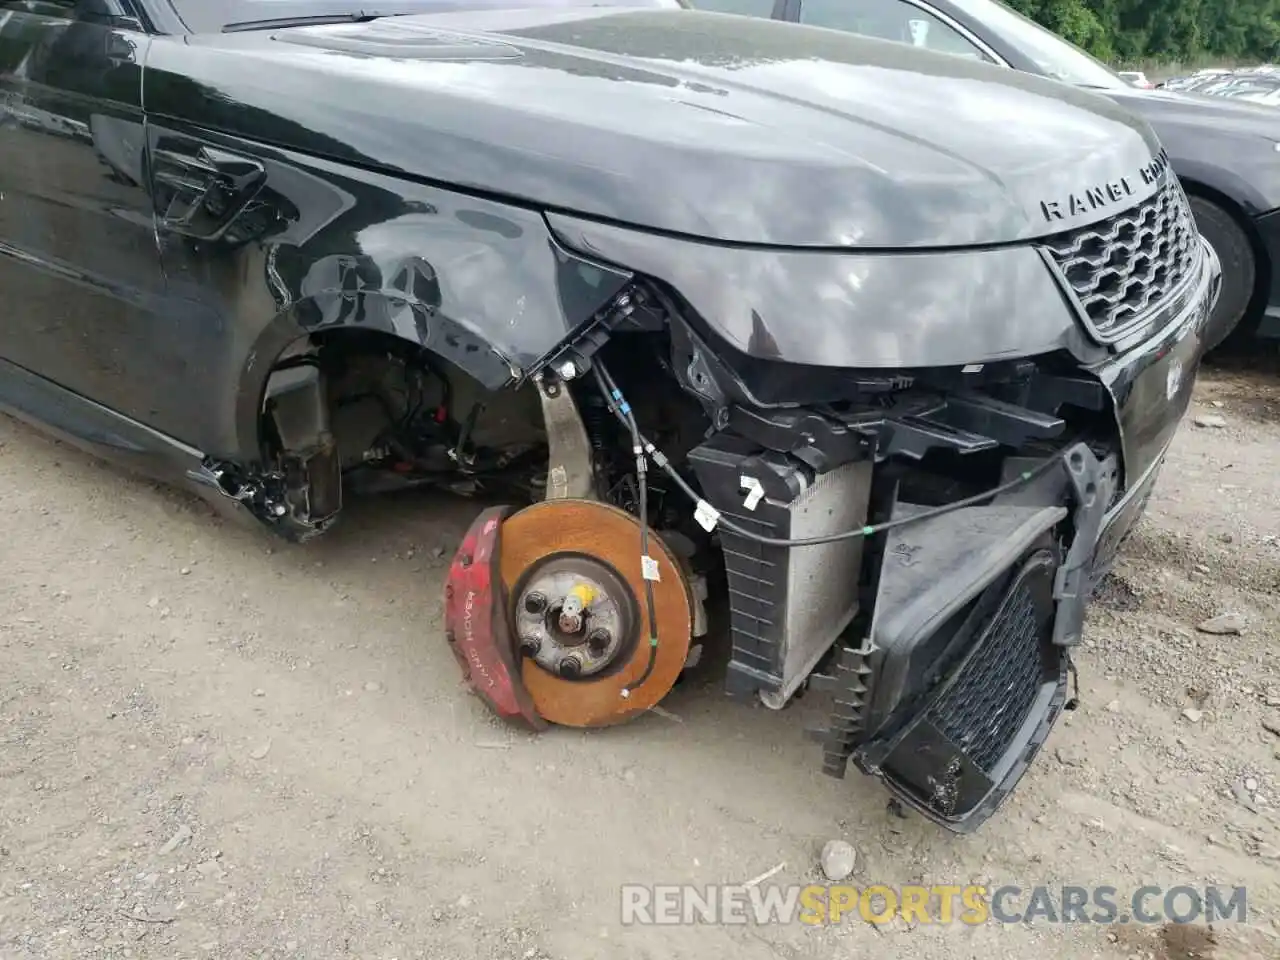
[443,506,547,731]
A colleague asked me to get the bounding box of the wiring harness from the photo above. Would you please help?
[589,359,1065,699]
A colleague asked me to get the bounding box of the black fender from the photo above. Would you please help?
[144,121,632,466]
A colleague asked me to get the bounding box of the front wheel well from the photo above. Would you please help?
[261,327,498,463]
[255,327,552,532]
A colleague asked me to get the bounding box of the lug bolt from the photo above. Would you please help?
[524,592,548,615]
[586,629,611,655]
[559,657,582,679]
[519,636,541,656]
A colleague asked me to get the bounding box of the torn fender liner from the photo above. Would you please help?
[443,506,547,732]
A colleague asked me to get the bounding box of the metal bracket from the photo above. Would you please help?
[535,374,596,501]
[1052,442,1118,646]
[667,319,730,430]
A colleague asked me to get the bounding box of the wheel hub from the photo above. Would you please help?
[512,555,636,679]
[497,498,694,727]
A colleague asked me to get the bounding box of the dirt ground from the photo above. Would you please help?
[1,354,1278,960]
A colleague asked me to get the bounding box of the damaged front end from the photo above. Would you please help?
[805,443,1107,830]
[210,146,1220,832]
[590,331,1125,832]
[473,178,1220,831]
[572,301,1203,829]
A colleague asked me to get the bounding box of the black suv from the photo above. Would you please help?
[0,0,1220,830]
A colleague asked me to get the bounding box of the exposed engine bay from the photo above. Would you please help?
[223,265,1219,834]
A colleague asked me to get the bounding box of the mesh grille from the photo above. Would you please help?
[1042,177,1199,339]
[926,580,1044,773]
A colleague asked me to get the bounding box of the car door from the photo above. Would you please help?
[0,2,180,437]
[795,0,998,62]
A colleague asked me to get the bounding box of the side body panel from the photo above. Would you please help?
[1251,208,1280,339]
[0,352,244,522]
[0,8,167,427]
[0,13,629,482]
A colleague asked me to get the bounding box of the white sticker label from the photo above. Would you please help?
[694,501,720,532]
[740,476,764,511]
[641,555,661,582]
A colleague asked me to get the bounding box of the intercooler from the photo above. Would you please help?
[687,435,873,706]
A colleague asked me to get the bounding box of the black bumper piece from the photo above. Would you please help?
[854,546,1068,832]
[810,442,1112,832]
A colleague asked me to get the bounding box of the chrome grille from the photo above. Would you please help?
[1042,177,1200,340]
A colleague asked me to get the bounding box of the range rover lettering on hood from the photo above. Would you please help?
[1040,149,1171,223]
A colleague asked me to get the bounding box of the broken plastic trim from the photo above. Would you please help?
[854,546,1069,833]
[205,457,337,542]
[1051,446,1118,646]
[204,357,345,541]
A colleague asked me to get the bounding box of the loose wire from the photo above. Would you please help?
[592,361,1062,548]
[590,366,659,698]
[585,359,1063,701]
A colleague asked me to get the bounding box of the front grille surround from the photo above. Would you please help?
[1041,174,1202,343]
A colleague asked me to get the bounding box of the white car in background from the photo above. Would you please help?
[1117,69,1152,88]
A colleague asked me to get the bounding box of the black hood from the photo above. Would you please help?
[148,9,1165,248]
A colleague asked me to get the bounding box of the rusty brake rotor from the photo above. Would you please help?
[498,499,692,727]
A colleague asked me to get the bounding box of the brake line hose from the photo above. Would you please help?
[591,366,659,699]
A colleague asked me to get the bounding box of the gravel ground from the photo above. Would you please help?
[1,354,1278,960]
